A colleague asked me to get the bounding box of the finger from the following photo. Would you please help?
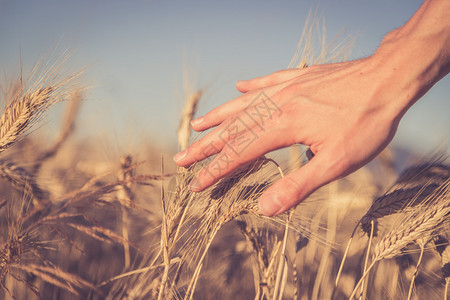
[190,121,291,192]
[236,69,302,93]
[190,92,256,132]
[177,97,283,166]
[174,117,236,167]
[191,82,288,132]
[173,132,224,168]
[258,151,344,216]
[238,62,356,94]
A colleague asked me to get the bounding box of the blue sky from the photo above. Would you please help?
[0,0,448,155]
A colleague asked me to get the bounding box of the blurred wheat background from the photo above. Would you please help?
[0,1,449,299]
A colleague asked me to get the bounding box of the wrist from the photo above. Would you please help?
[371,29,449,122]
[367,0,450,122]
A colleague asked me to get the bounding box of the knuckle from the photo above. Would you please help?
[222,143,241,163]
[190,138,220,160]
[189,139,207,154]
[203,150,235,181]
[282,176,304,202]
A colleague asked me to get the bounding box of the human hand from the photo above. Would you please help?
[173,55,407,216]
[173,0,450,217]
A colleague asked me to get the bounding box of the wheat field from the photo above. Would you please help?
[0,16,449,300]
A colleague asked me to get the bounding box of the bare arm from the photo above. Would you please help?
[374,0,450,116]
[174,0,450,216]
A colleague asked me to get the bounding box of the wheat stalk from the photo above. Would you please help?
[155,163,198,298]
[0,87,53,152]
[336,161,450,292]
[117,155,134,269]
[288,7,354,69]
[0,159,49,205]
[433,235,450,300]
[349,179,450,300]
[407,242,425,300]
[360,162,449,235]
[373,180,449,260]
[12,263,102,297]
[0,194,101,298]
[32,88,83,173]
[182,158,287,299]
[177,90,202,151]
[0,54,81,154]
[236,219,280,299]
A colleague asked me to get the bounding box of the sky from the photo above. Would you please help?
[0,0,448,156]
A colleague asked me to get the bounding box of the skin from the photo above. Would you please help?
[174,0,450,217]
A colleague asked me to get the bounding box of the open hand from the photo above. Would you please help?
[173,55,405,216]
[173,0,450,217]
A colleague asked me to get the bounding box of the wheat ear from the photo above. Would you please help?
[373,180,449,260]
[350,179,450,300]
[177,90,202,151]
[32,88,82,173]
[118,155,134,269]
[0,55,80,153]
[360,162,449,235]
[433,235,450,300]
[0,159,49,205]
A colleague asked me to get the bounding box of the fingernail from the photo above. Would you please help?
[191,116,204,127]
[190,178,202,192]
[173,150,187,163]
[258,194,283,217]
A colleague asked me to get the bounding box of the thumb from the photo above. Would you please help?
[258,154,338,216]
[236,69,300,93]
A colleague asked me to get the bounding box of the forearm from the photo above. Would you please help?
[372,0,450,119]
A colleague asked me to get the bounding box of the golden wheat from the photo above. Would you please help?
[0,159,49,204]
[373,180,449,260]
[360,161,449,235]
[1,14,449,300]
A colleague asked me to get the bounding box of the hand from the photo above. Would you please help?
[173,0,449,217]
[174,55,403,216]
